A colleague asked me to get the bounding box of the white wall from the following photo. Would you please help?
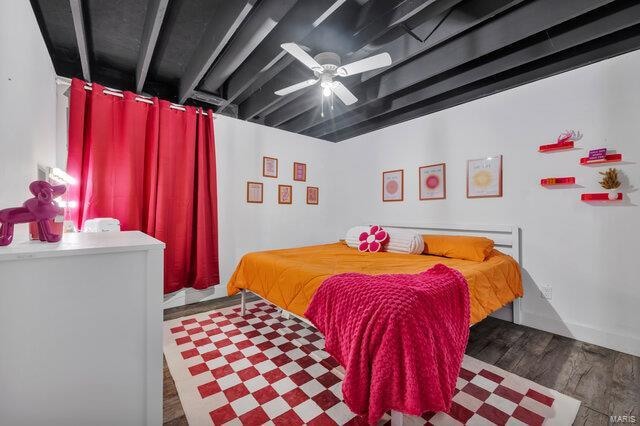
[333,50,640,356]
[0,1,57,238]
[164,116,339,307]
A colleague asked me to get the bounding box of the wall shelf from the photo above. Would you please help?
[581,193,623,201]
[539,141,574,152]
[579,153,622,165]
[541,177,576,186]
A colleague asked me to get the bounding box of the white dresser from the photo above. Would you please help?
[0,231,165,426]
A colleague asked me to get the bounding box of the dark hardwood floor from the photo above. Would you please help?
[163,296,639,425]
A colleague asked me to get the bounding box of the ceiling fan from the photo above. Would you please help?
[274,43,392,107]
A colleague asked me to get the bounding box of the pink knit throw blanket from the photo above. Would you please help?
[305,264,470,424]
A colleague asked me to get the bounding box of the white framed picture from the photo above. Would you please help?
[467,155,503,198]
[306,186,319,205]
[419,163,446,200]
[278,185,292,204]
[246,182,263,203]
[263,156,278,178]
[382,169,404,202]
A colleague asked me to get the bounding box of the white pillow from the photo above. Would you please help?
[345,226,424,254]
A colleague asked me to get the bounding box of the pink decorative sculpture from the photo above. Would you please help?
[557,129,583,143]
[0,181,66,246]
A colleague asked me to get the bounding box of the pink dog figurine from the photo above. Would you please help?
[0,181,66,246]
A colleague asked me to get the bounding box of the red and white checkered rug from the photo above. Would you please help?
[164,301,580,425]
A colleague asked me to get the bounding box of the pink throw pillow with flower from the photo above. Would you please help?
[358,225,389,252]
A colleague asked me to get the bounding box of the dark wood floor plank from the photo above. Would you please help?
[557,341,615,414]
[163,415,189,426]
[466,317,525,364]
[491,324,554,374]
[573,405,610,426]
[163,292,258,321]
[608,351,640,418]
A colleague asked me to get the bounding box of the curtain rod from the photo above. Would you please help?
[82,83,210,116]
[55,78,213,118]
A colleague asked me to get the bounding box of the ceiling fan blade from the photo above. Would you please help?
[337,52,392,77]
[331,82,358,105]
[281,43,323,71]
[274,79,319,96]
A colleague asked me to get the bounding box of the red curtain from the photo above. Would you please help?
[67,78,220,294]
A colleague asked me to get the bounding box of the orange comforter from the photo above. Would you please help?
[227,242,523,324]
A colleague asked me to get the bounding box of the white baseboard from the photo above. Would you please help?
[522,310,640,357]
[163,286,227,309]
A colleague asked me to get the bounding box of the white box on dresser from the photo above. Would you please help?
[0,231,165,426]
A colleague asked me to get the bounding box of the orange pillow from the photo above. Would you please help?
[422,234,494,262]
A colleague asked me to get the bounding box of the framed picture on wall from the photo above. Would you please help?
[246,182,263,203]
[382,169,404,202]
[306,186,319,205]
[263,156,278,178]
[467,155,503,198]
[419,163,446,200]
[293,162,307,182]
[278,185,293,204]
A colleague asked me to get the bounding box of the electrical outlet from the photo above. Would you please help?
[540,285,552,300]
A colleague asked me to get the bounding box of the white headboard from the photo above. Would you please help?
[369,222,522,324]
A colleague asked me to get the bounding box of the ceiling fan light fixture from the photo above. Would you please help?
[276,43,390,106]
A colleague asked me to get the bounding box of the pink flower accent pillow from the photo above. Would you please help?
[358,225,389,252]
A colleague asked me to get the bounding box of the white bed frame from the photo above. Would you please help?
[239,223,522,424]
[241,222,522,323]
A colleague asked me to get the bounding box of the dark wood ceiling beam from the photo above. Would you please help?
[309,1,640,138]
[223,0,347,108]
[238,63,316,119]
[178,0,257,104]
[378,0,614,100]
[351,0,462,48]
[359,0,526,83]
[244,0,457,122]
[281,0,615,135]
[199,0,298,100]
[234,55,295,106]
[269,0,517,131]
[325,24,640,141]
[264,91,325,127]
[69,0,90,82]
[136,0,169,93]
[190,91,239,118]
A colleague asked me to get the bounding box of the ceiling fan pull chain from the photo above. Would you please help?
[321,90,325,118]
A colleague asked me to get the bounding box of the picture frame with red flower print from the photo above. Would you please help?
[382,169,403,202]
[419,163,446,200]
[293,162,307,182]
[306,186,319,205]
[278,184,292,204]
[246,182,263,203]
[263,156,278,178]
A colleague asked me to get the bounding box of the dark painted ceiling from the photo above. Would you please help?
[31,0,640,141]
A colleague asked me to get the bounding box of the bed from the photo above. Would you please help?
[226,223,523,424]
[228,223,523,325]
